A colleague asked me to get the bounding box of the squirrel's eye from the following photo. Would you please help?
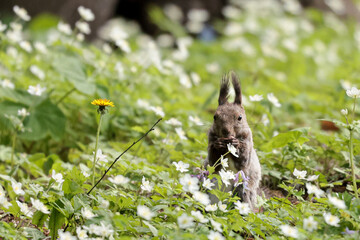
[238,115,242,121]
[214,115,217,120]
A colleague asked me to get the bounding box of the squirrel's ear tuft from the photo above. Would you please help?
[218,74,230,105]
[230,71,242,105]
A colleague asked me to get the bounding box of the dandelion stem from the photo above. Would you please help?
[349,129,358,198]
[87,118,162,195]
[63,119,162,232]
[92,114,103,186]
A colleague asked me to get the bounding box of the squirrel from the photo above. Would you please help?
[205,71,261,209]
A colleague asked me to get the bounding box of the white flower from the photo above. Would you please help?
[235,201,251,215]
[205,204,218,212]
[328,195,346,209]
[115,39,131,53]
[58,231,77,240]
[227,143,239,157]
[52,169,64,185]
[75,21,91,34]
[261,114,270,126]
[30,65,45,80]
[267,93,281,107]
[81,207,97,219]
[164,4,183,22]
[323,212,340,227]
[249,94,263,102]
[209,219,222,232]
[175,127,188,140]
[141,176,153,192]
[34,42,47,53]
[193,191,211,205]
[27,84,46,96]
[12,181,25,195]
[220,156,228,168]
[165,118,182,126]
[179,74,192,88]
[306,183,324,198]
[16,200,33,218]
[325,0,346,14]
[208,231,225,240]
[94,149,108,163]
[137,99,150,109]
[303,216,318,232]
[188,116,203,126]
[108,175,130,185]
[149,106,165,117]
[1,79,15,89]
[30,198,50,214]
[187,9,209,22]
[95,221,114,237]
[13,5,31,21]
[179,174,199,193]
[307,175,319,181]
[78,6,95,21]
[346,87,360,98]
[177,213,195,229]
[76,227,88,240]
[293,168,307,179]
[172,161,189,172]
[137,205,155,220]
[99,199,109,208]
[17,108,30,117]
[219,169,235,187]
[218,201,228,212]
[191,210,208,223]
[19,41,32,53]
[203,178,215,190]
[57,22,72,35]
[190,72,201,85]
[280,225,298,238]
[341,109,348,116]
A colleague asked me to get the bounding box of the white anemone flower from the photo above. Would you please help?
[249,94,263,102]
[227,143,239,157]
[12,181,25,195]
[234,201,251,215]
[203,178,215,190]
[177,213,195,229]
[137,205,155,220]
[267,93,281,107]
[108,175,130,185]
[328,195,346,209]
[293,168,307,179]
[81,207,97,219]
[78,6,95,21]
[13,5,31,21]
[27,84,46,96]
[303,216,318,232]
[323,212,340,227]
[280,225,298,238]
[306,183,324,198]
[179,174,199,193]
[172,161,189,172]
[140,176,153,192]
[346,87,360,98]
[193,191,211,205]
[30,198,50,214]
[191,210,208,223]
[17,108,30,117]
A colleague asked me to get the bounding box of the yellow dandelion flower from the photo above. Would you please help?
[91,99,114,114]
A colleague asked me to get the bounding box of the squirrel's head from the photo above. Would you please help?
[213,71,249,139]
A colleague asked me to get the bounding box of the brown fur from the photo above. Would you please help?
[205,71,261,208]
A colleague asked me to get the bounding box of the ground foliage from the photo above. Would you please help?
[0,0,360,239]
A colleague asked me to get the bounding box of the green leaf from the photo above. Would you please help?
[52,55,95,95]
[262,130,309,151]
[143,220,158,236]
[48,207,65,240]
[23,227,46,240]
[19,99,66,141]
[62,179,83,195]
[32,211,48,228]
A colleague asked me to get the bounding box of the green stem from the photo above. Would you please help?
[56,87,76,105]
[92,114,103,186]
[10,133,17,168]
[349,129,358,198]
